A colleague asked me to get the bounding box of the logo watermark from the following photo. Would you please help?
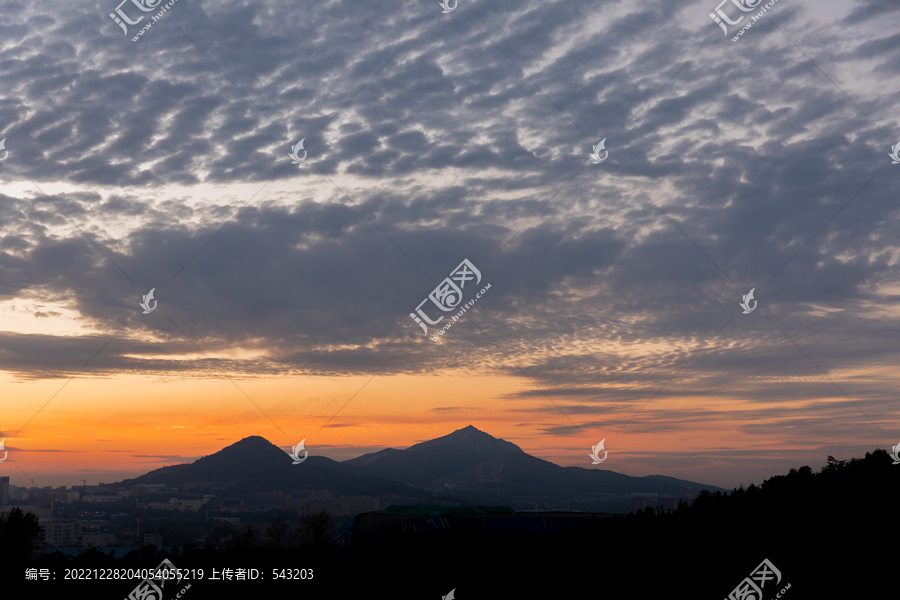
[442,589,456,600]
[589,139,608,164]
[709,0,761,34]
[890,443,900,465]
[109,0,182,42]
[291,440,308,464]
[289,139,307,165]
[709,0,783,41]
[409,259,490,341]
[125,558,190,600]
[588,439,608,464]
[739,288,757,314]
[725,558,788,600]
[728,0,782,42]
[0,138,7,163]
[438,0,457,14]
[0,439,6,464]
[889,141,900,165]
[140,288,157,314]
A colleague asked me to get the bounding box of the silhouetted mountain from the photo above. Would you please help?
[118,436,426,499]
[343,425,523,486]
[343,447,403,467]
[112,427,723,511]
[342,426,724,509]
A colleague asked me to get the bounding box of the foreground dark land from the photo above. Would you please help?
[3,449,895,598]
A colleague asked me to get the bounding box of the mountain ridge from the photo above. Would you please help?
[114,426,725,512]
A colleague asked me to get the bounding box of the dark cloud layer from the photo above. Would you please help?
[1,0,899,442]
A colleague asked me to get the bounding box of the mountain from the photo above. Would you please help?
[113,428,724,513]
[342,426,725,510]
[343,425,522,486]
[118,436,429,500]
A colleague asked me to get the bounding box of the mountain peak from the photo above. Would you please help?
[338,426,524,489]
[230,435,279,447]
[191,435,291,468]
[417,425,519,452]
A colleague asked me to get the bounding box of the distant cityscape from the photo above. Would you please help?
[0,474,682,554]
[0,475,388,552]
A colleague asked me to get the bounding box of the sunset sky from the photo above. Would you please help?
[2,0,899,491]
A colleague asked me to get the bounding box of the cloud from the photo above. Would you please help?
[0,0,898,459]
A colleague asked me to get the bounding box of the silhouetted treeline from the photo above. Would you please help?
[0,507,43,570]
[6,450,896,597]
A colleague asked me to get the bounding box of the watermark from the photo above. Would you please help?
[589,139,608,164]
[726,0,782,42]
[108,0,182,42]
[426,282,490,341]
[409,259,490,341]
[125,558,190,600]
[140,288,158,314]
[890,443,900,465]
[588,439,608,464]
[438,0,457,14]
[709,0,760,34]
[708,0,784,41]
[889,141,900,165]
[0,138,7,163]
[725,558,788,600]
[442,589,456,600]
[291,439,308,465]
[289,139,307,165]
[0,439,7,464]
[739,288,757,314]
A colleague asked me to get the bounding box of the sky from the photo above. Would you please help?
[1,0,899,491]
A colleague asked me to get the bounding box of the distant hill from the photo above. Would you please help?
[342,426,724,510]
[118,436,429,500]
[343,425,522,486]
[113,427,725,512]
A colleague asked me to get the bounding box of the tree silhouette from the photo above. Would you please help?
[267,516,289,547]
[825,455,848,470]
[234,523,255,548]
[295,506,333,547]
[0,507,44,564]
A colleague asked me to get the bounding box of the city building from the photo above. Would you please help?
[298,496,379,517]
[143,533,163,547]
[42,519,78,547]
[214,516,240,524]
[168,498,204,511]
[298,498,342,516]
[138,497,206,512]
[82,494,120,504]
[16,486,82,503]
[219,500,245,513]
[0,476,8,505]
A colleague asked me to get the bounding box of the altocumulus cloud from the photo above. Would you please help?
[0,0,898,437]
